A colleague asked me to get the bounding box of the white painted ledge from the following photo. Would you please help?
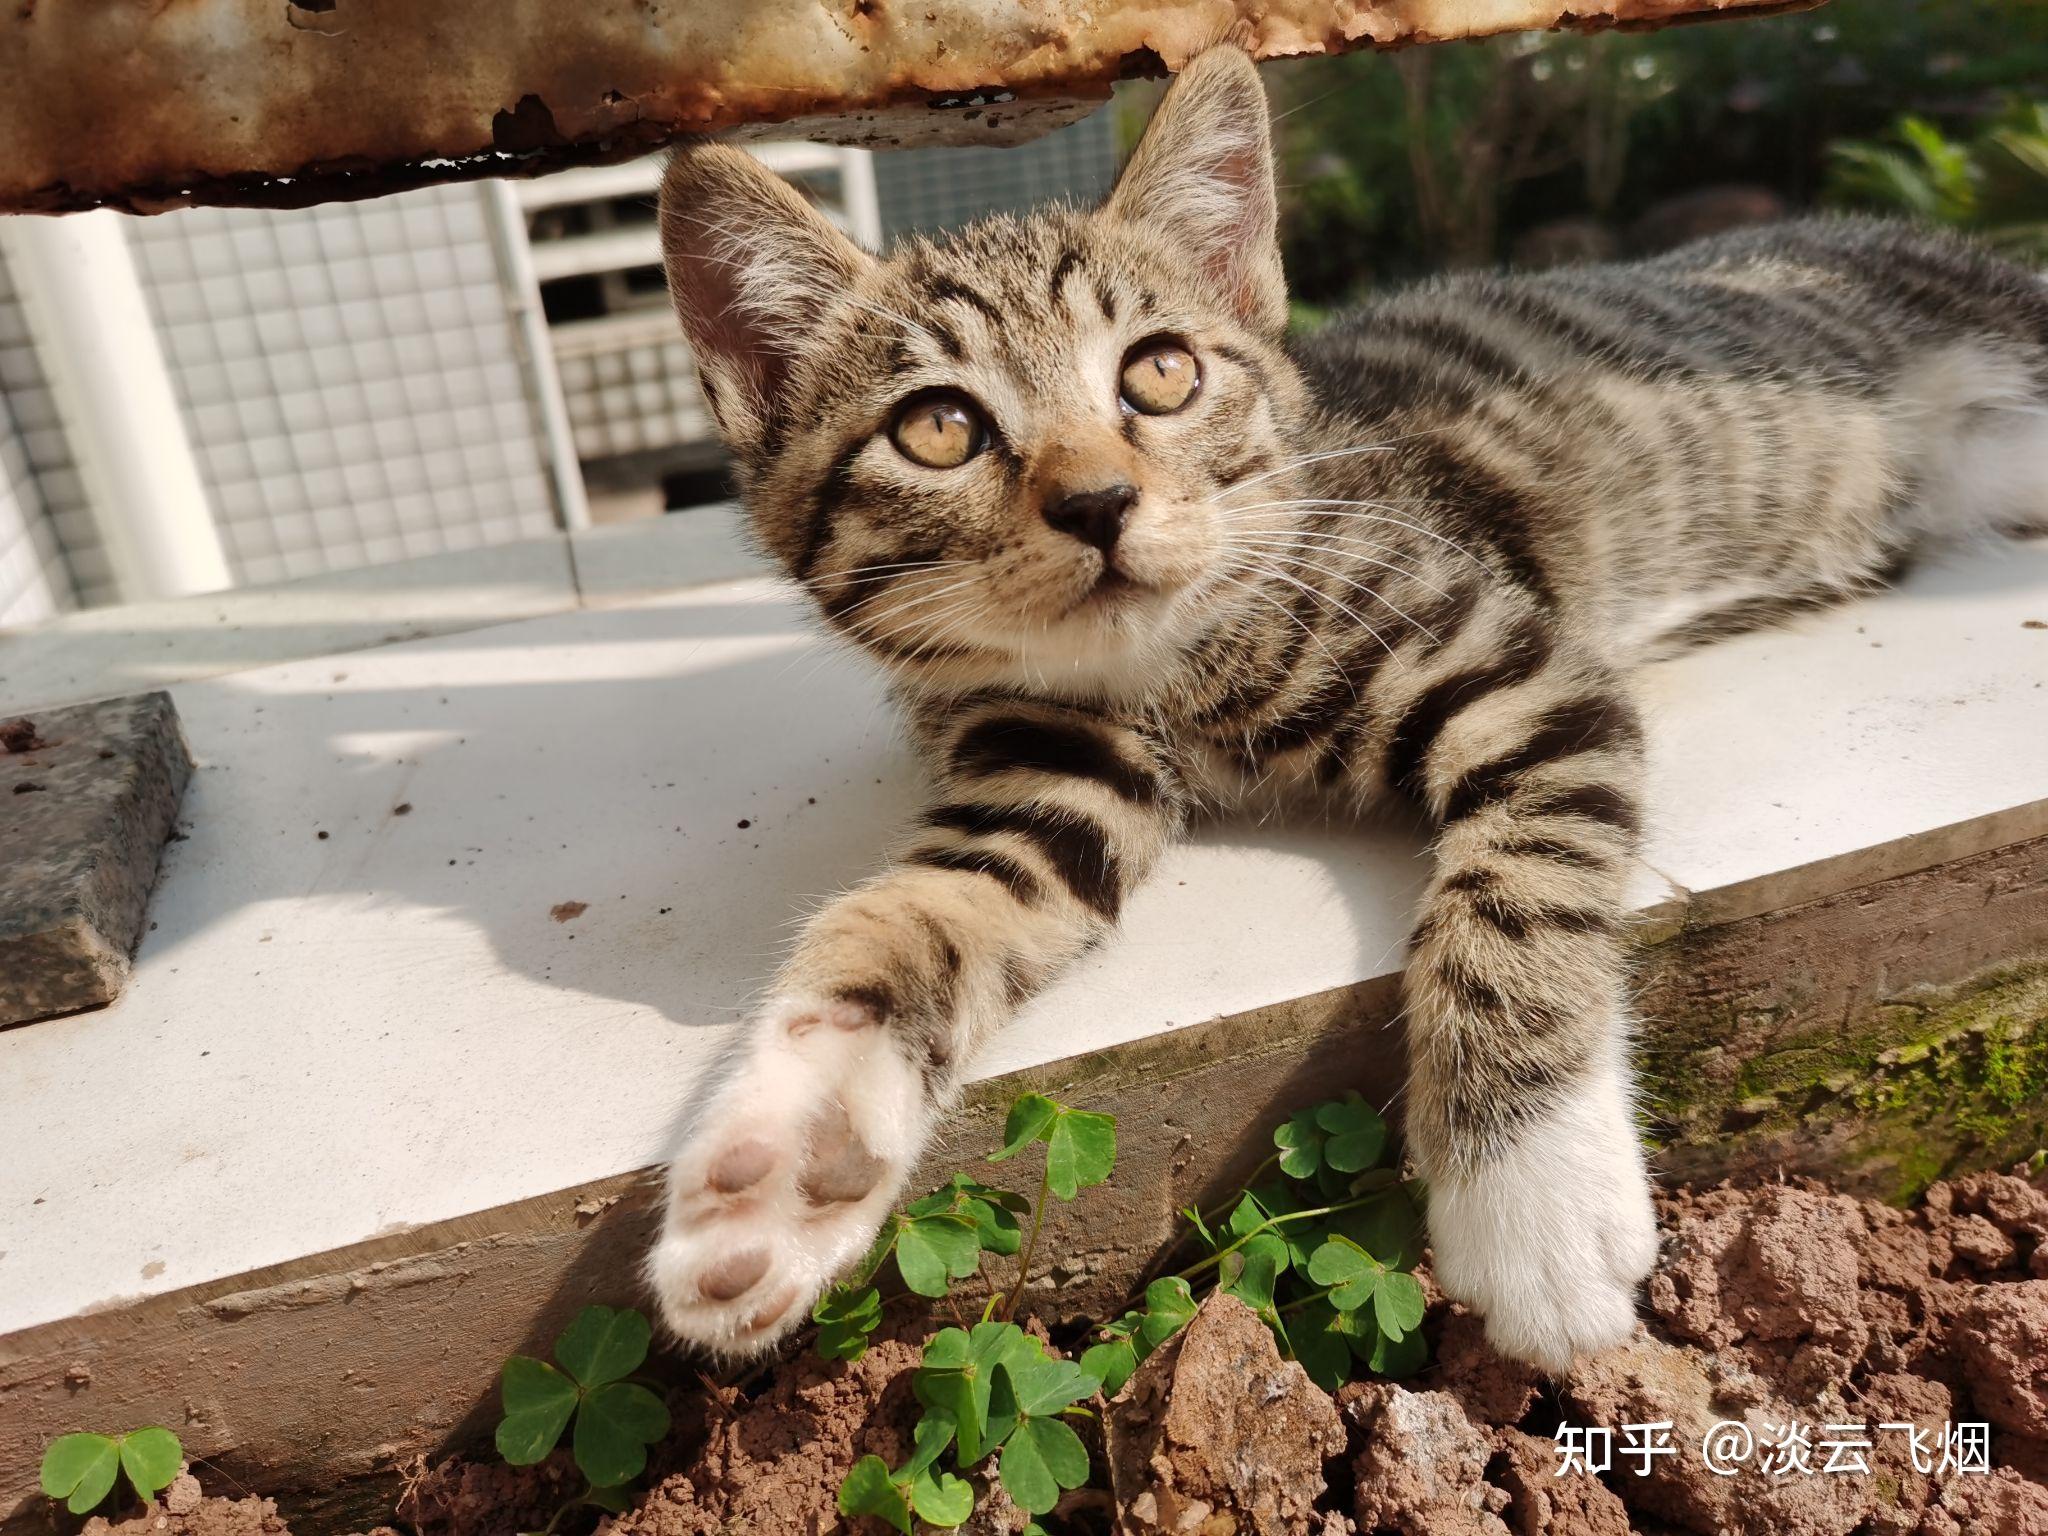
[1,541,2044,1338]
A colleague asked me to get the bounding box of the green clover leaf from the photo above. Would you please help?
[910,1467,976,1527]
[1273,1108,1325,1179]
[996,1408,1091,1516]
[1134,1276,1198,1357]
[813,1283,883,1363]
[1079,1337,1138,1397]
[1373,1270,1427,1341]
[553,1304,651,1388]
[988,1093,1116,1199]
[117,1429,183,1505]
[895,1212,983,1297]
[495,1306,670,1490]
[41,1434,121,1515]
[837,1455,912,1534]
[1287,1298,1355,1392]
[496,1356,580,1465]
[1306,1236,1384,1313]
[1314,1093,1388,1173]
[573,1382,670,1487]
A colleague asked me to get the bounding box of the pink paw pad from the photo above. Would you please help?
[698,1248,770,1302]
[705,1138,777,1194]
[782,996,882,1036]
[797,1099,887,1206]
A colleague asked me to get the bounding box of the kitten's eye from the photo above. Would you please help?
[1119,340,1200,416]
[890,393,986,469]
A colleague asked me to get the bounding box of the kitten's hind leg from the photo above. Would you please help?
[1386,627,1658,1372]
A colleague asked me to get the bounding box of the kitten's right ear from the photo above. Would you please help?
[659,145,875,457]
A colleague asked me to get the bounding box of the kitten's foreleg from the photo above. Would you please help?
[1394,638,1658,1373]
[648,699,1184,1352]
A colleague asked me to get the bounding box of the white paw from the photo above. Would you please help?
[646,994,929,1355]
[1426,1061,1659,1375]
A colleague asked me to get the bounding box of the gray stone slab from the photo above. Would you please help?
[0,692,192,1026]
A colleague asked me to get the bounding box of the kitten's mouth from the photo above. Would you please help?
[1074,566,1146,614]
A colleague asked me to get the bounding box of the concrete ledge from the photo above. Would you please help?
[1,540,2043,1525]
[1,827,2042,1530]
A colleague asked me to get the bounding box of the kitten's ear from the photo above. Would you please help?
[1103,47,1285,336]
[659,145,875,456]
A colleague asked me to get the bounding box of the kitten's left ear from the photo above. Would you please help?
[659,144,876,460]
[1102,47,1285,337]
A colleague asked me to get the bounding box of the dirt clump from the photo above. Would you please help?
[1105,1291,1345,1534]
[106,1169,2048,1536]
[606,1324,926,1536]
[79,1472,288,1536]
[1343,1380,1509,1535]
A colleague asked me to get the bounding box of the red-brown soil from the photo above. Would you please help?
[87,1168,2048,1536]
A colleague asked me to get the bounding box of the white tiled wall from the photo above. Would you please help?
[0,250,86,622]
[124,186,559,587]
[556,324,713,462]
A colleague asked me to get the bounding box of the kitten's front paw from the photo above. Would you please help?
[1426,1065,1659,1375]
[646,994,927,1355]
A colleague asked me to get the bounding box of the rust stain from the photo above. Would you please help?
[549,901,587,924]
[0,0,1821,215]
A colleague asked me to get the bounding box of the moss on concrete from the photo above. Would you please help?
[1643,962,2048,1202]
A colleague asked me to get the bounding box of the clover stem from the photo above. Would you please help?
[1275,1284,1343,1316]
[1130,1152,1288,1290]
[1167,1190,1397,1285]
[1002,1157,1054,1323]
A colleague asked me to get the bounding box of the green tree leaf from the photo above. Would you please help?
[989,1093,1060,1162]
[910,1467,976,1527]
[1314,1093,1389,1172]
[895,1212,983,1297]
[998,1415,1091,1516]
[41,1434,121,1515]
[1045,1110,1116,1199]
[553,1305,651,1389]
[1372,1270,1427,1341]
[117,1428,184,1504]
[1079,1338,1138,1397]
[837,1455,912,1535]
[496,1356,579,1465]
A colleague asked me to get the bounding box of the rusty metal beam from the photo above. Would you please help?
[1,0,1817,216]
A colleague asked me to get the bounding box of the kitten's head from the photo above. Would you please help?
[658,47,1307,694]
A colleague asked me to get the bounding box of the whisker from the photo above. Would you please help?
[807,558,971,589]
[1228,541,1436,647]
[1221,499,1490,571]
[1217,443,1400,497]
[1230,554,1398,661]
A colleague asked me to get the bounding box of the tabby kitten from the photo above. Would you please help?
[646,47,2048,1370]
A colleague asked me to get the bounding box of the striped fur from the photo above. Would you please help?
[648,47,2048,1369]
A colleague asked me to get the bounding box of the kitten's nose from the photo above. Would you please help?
[1043,483,1137,556]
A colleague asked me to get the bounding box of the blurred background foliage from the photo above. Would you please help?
[1146,0,2048,304]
